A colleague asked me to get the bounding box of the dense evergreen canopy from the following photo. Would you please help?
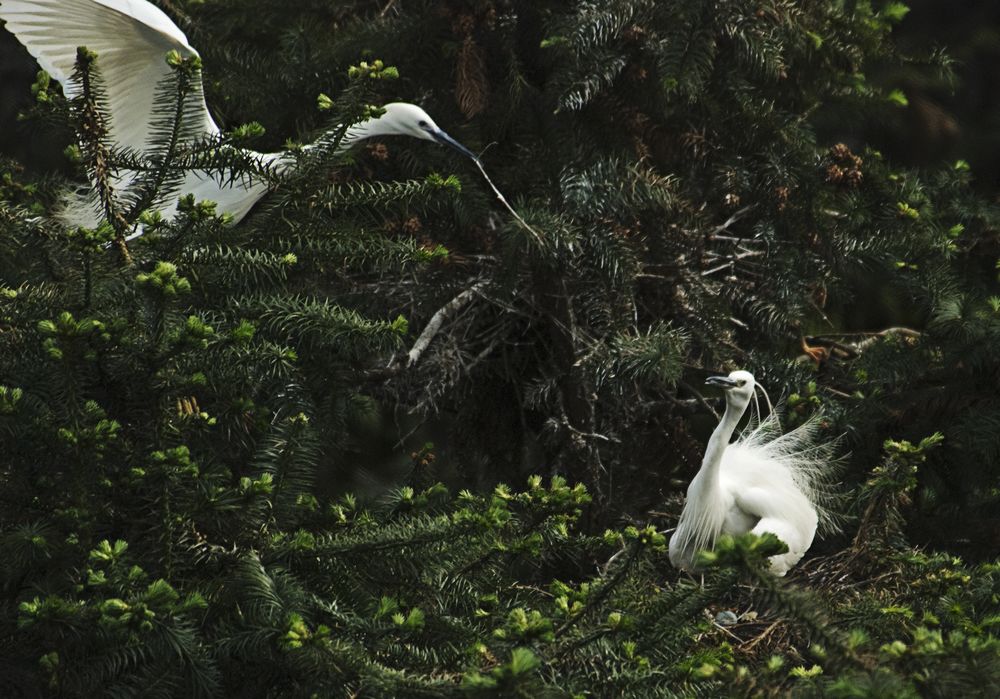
[1,0,998,696]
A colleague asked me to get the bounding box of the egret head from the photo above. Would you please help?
[705,370,756,409]
[378,103,479,162]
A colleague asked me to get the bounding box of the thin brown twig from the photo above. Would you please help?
[379,0,399,18]
[742,620,781,652]
[679,380,720,420]
[472,159,545,244]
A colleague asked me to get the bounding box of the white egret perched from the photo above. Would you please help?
[668,370,838,576]
[0,0,480,234]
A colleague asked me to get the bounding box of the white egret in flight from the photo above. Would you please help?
[0,0,480,233]
[668,370,838,576]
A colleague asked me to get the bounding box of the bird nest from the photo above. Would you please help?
[700,544,913,664]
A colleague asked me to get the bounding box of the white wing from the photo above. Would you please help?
[736,410,843,535]
[732,485,817,576]
[2,0,283,227]
[0,0,219,151]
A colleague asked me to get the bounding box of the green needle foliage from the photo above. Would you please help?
[1,0,999,696]
[160,0,1000,516]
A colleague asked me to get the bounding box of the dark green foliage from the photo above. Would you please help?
[2,0,1000,696]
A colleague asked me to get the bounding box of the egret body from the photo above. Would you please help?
[668,370,836,576]
[0,0,479,232]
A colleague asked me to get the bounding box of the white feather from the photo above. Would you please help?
[0,0,217,150]
[669,371,841,576]
[0,1,465,235]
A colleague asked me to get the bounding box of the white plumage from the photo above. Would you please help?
[0,0,478,232]
[668,370,838,576]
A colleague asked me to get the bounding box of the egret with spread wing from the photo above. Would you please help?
[668,370,839,576]
[0,0,479,233]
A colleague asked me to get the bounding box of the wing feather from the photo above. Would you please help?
[734,408,844,535]
[0,0,218,151]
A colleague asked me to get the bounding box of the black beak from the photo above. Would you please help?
[432,129,480,163]
[705,375,738,389]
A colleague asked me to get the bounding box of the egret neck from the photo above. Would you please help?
[700,397,744,484]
